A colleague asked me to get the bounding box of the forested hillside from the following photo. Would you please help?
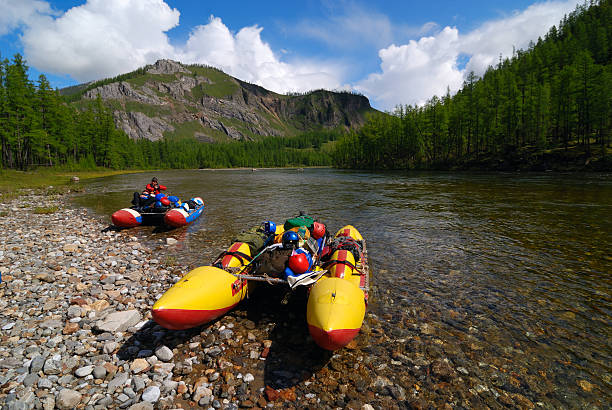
[333,0,612,171]
[0,56,344,170]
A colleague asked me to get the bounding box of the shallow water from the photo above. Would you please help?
[74,168,612,407]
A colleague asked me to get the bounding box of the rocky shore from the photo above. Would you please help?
[0,191,384,409]
[1,190,605,409]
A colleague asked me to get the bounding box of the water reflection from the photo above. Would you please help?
[74,169,612,406]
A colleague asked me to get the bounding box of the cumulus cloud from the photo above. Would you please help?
[9,0,343,93]
[357,0,581,110]
[21,0,179,82]
[0,0,54,36]
[176,16,343,93]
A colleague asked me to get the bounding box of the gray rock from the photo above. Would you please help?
[6,401,29,410]
[38,378,53,389]
[117,393,130,403]
[141,386,160,403]
[103,341,118,354]
[22,373,39,387]
[30,355,45,373]
[219,328,234,340]
[56,389,82,409]
[108,372,129,393]
[154,345,173,362]
[93,365,107,379]
[43,358,61,375]
[96,310,142,333]
[67,305,82,318]
[75,365,94,377]
[132,376,145,392]
[96,395,113,407]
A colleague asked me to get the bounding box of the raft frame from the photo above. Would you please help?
[226,239,370,299]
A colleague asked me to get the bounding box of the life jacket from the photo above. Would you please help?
[146,183,167,195]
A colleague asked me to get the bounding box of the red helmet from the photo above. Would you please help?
[288,253,309,274]
[160,197,171,206]
[311,222,325,239]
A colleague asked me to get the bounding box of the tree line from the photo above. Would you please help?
[332,0,612,169]
[0,55,338,171]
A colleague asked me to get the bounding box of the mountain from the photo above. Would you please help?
[63,60,375,142]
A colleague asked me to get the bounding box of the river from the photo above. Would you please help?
[74,168,611,407]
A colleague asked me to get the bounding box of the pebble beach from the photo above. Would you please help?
[0,191,387,410]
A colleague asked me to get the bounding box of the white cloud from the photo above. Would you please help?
[21,0,179,82]
[357,0,582,110]
[0,0,54,36]
[9,0,343,93]
[176,16,343,93]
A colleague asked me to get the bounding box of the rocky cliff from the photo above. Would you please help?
[66,59,375,142]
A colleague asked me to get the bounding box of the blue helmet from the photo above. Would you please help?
[263,221,276,235]
[282,230,299,248]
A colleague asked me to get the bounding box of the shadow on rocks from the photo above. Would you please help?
[241,284,333,390]
[115,320,214,362]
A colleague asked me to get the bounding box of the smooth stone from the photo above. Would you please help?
[75,365,94,377]
[56,389,82,409]
[95,310,142,333]
[93,365,107,379]
[154,346,173,362]
[141,386,160,403]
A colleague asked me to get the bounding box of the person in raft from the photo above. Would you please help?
[131,177,167,208]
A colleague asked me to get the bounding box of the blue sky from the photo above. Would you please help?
[0,0,581,109]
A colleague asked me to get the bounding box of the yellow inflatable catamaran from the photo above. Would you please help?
[152,221,370,351]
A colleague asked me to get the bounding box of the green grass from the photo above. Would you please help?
[0,211,8,217]
[188,67,239,99]
[33,205,59,214]
[124,101,171,117]
[0,169,142,199]
[163,120,207,140]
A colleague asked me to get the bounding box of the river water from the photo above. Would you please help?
[74,168,611,407]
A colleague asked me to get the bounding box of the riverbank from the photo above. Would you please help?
[0,169,148,200]
[0,190,387,409]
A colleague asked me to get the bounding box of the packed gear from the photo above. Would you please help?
[325,236,363,263]
[232,226,269,254]
[284,214,315,231]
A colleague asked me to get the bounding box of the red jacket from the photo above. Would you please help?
[145,183,166,195]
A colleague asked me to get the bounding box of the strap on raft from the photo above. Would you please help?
[322,259,363,275]
[214,250,253,265]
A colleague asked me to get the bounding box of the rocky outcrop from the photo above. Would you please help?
[116,111,174,141]
[84,82,163,106]
[74,59,375,142]
[146,59,190,75]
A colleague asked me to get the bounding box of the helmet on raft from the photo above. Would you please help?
[161,197,171,206]
[262,221,276,235]
[311,222,326,239]
[282,230,299,248]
